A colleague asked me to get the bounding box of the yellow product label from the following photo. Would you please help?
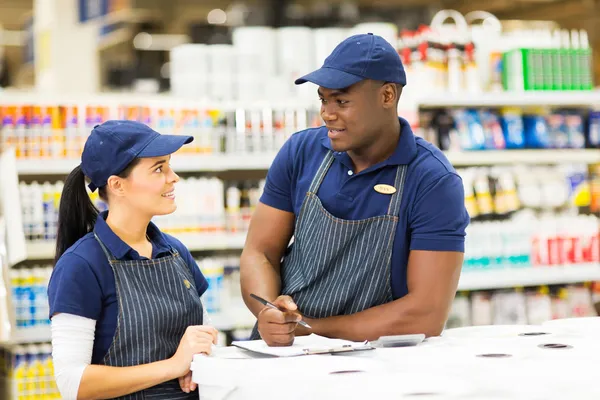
[53,192,61,209]
[464,196,479,218]
[476,193,494,215]
[572,181,591,207]
[504,190,521,212]
[494,192,507,215]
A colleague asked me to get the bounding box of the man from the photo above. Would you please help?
[240,33,469,346]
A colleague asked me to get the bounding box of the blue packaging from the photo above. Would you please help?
[523,114,550,148]
[500,109,525,149]
[465,109,486,150]
[564,112,585,148]
[451,109,474,150]
[546,113,568,148]
[480,110,506,150]
[587,111,600,148]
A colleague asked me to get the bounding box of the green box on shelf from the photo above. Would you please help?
[550,48,562,91]
[541,48,554,91]
[503,48,542,91]
[579,48,594,90]
[561,48,574,90]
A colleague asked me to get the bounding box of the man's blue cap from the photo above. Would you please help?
[295,33,406,89]
[81,120,193,192]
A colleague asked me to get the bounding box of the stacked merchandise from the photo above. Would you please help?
[448,282,600,328]
[0,101,321,160]
[421,107,600,152]
[459,163,599,270]
[169,12,595,101]
[0,344,60,400]
[197,256,243,316]
[7,267,51,334]
[398,10,594,95]
[18,178,266,244]
[170,23,398,102]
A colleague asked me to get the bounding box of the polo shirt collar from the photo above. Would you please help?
[320,117,418,166]
[94,210,172,260]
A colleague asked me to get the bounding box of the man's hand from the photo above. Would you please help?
[257,295,302,347]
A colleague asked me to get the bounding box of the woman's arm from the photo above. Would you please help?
[52,313,217,400]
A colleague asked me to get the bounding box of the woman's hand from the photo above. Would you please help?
[169,325,218,377]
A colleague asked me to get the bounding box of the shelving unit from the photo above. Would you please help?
[458,264,600,291]
[15,149,600,176]
[417,91,600,108]
[3,91,600,338]
[25,232,248,260]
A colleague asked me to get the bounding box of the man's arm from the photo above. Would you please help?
[240,202,295,317]
[298,172,469,341]
[299,250,463,340]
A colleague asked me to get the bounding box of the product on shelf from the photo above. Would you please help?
[196,256,254,338]
[447,282,599,329]
[19,177,266,243]
[1,100,322,161]
[9,267,52,330]
[463,212,599,270]
[590,163,600,213]
[593,282,600,315]
[0,343,60,399]
[424,107,594,152]
[502,29,593,92]
[459,163,594,222]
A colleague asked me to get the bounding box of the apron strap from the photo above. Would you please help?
[308,151,335,193]
[308,151,407,216]
[93,232,117,262]
[387,164,408,216]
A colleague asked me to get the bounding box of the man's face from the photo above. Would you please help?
[318,80,387,153]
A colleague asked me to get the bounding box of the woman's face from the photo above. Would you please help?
[120,155,180,216]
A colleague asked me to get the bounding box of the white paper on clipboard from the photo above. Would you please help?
[232,334,373,357]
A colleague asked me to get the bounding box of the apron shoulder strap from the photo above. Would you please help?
[308,151,335,193]
[93,232,117,262]
[387,164,408,216]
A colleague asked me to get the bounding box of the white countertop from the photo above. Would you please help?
[191,318,600,400]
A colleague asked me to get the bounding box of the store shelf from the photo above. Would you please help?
[25,233,248,260]
[170,153,278,172]
[14,148,600,176]
[15,153,279,175]
[174,232,247,251]
[445,149,600,166]
[0,326,52,346]
[25,241,56,260]
[207,307,256,331]
[458,263,600,291]
[418,91,600,108]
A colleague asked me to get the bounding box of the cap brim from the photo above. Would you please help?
[294,67,364,89]
[137,134,193,158]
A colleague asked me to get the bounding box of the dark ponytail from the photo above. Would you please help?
[55,165,98,263]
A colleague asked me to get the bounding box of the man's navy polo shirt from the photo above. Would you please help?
[260,117,470,299]
[48,211,208,364]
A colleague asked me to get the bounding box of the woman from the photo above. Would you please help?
[48,120,217,399]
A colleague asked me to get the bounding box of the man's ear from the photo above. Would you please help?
[381,82,399,109]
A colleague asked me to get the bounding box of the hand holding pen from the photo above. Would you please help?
[252,294,312,347]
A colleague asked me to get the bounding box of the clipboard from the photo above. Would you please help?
[300,342,375,355]
[232,334,375,357]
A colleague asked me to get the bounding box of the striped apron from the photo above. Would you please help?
[251,151,407,338]
[94,233,203,399]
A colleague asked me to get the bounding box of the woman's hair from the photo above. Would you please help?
[55,159,141,263]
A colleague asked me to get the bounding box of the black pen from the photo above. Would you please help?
[250,293,312,329]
